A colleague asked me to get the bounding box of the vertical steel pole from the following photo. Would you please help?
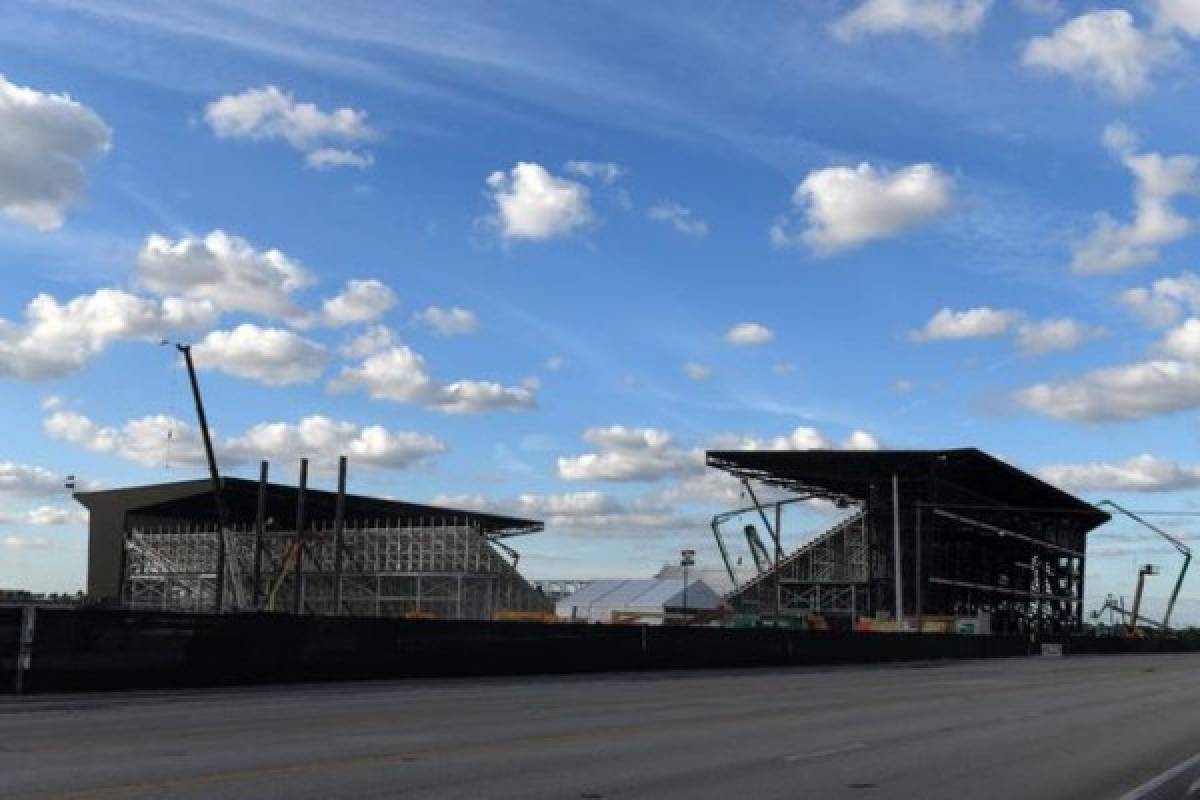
[292,458,308,615]
[251,461,268,610]
[177,344,229,614]
[742,479,779,565]
[915,503,923,630]
[892,474,904,628]
[332,456,347,616]
[774,501,783,626]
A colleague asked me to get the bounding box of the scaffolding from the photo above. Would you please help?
[123,519,552,619]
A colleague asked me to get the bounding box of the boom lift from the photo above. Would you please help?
[1098,500,1192,630]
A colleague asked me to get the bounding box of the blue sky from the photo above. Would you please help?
[4,0,1200,622]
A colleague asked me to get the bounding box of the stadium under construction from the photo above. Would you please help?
[66,446,1118,637]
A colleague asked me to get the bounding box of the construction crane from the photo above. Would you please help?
[172,342,232,614]
[1098,500,1192,629]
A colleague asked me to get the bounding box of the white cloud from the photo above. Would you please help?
[1039,454,1200,492]
[304,147,374,170]
[1072,125,1200,274]
[772,361,797,375]
[725,322,775,346]
[545,355,566,371]
[329,345,535,414]
[713,426,883,453]
[485,162,593,240]
[0,289,216,380]
[683,361,713,381]
[413,306,479,336]
[432,490,691,532]
[45,409,204,469]
[3,536,52,551]
[895,378,914,392]
[0,461,66,496]
[137,230,314,322]
[45,408,446,471]
[320,279,396,327]
[1151,0,1200,38]
[204,85,376,169]
[1120,272,1200,327]
[647,202,708,236]
[564,160,626,184]
[832,0,990,41]
[0,73,111,231]
[340,324,396,359]
[557,426,703,482]
[1016,318,1103,355]
[0,506,84,526]
[224,416,445,470]
[1158,317,1200,360]
[1022,11,1176,100]
[772,162,952,253]
[192,324,329,385]
[1015,359,1200,422]
[910,307,1018,342]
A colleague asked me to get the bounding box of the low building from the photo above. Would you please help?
[556,577,722,624]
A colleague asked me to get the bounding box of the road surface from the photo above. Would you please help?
[3,653,1200,799]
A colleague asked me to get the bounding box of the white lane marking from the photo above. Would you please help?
[784,742,868,762]
[1119,751,1200,800]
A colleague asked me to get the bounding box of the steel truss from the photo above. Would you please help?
[123,520,551,618]
[725,511,868,617]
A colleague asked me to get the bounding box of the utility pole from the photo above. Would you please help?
[177,343,230,614]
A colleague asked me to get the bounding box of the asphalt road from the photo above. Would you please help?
[3,654,1200,800]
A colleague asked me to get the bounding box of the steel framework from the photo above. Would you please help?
[123,519,551,619]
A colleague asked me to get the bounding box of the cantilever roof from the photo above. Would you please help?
[74,477,542,538]
[706,447,1109,531]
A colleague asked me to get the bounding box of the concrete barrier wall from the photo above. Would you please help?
[3,608,1197,693]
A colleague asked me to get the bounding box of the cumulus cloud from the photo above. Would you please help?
[1072,125,1200,275]
[1022,11,1176,100]
[319,279,396,327]
[683,361,713,381]
[1120,272,1200,329]
[1016,318,1104,355]
[0,289,216,380]
[910,307,1018,342]
[485,162,593,240]
[712,426,883,453]
[725,322,775,346]
[557,426,703,482]
[340,324,396,359]
[771,162,952,253]
[329,345,535,414]
[1015,359,1200,422]
[137,230,314,322]
[204,85,376,169]
[1153,0,1200,37]
[832,0,991,41]
[647,202,708,236]
[563,160,626,184]
[1039,454,1200,493]
[45,408,445,471]
[0,73,111,231]
[192,324,329,385]
[413,306,479,336]
[0,461,68,496]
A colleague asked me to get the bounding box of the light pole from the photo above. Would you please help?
[680,549,696,622]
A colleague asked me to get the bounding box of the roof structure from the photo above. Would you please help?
[557,578,721,614]
[75,477,542,538]
[706,448,1109,533]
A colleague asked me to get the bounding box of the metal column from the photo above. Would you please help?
[332,456,347,616]
[251,460,268,610]
[892,473,903,626]
[292,458,308,615]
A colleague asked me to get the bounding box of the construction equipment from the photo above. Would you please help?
[1128,564,1160,636]
[175,343,232,613]
[1099,500,1192,629]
